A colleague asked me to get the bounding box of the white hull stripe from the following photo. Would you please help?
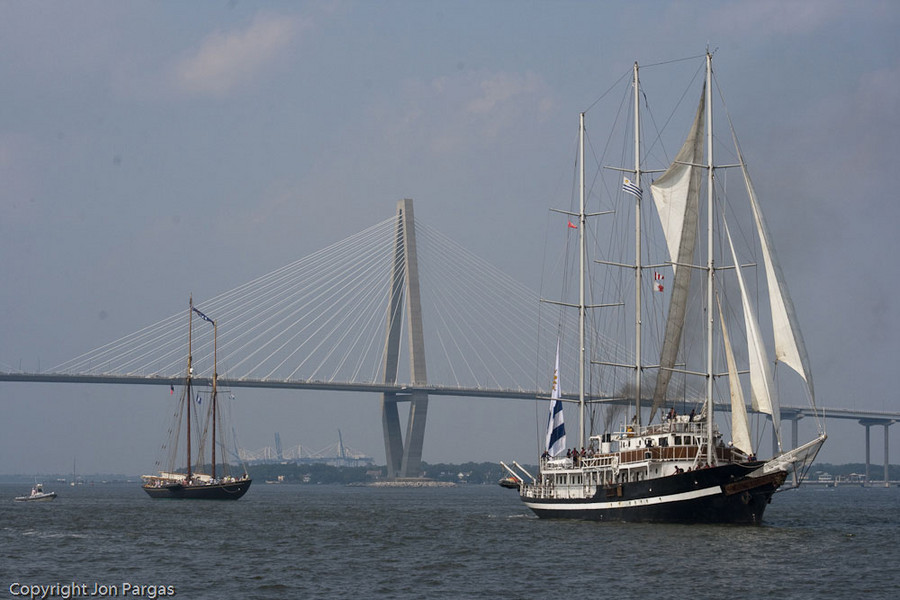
[524,484,722,511]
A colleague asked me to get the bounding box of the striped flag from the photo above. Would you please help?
[192,306,214,324]
[654,271,664,292]
[545,341,566,457]
[622,176,642,199]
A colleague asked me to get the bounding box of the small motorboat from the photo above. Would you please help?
[15,483,57,502]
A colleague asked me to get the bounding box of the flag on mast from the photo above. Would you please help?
[622,176,642,199]
[192,305,214,324]
[545,340,566,457]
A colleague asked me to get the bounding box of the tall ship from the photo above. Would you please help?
[142,298,252,500]
[504,52,825,524]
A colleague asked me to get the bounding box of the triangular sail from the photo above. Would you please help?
[717,295,753,455]
[725,220,782,451]
[734,138,815,405]
[649,84,706,421]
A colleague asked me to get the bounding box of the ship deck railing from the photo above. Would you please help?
[541,454,619,471]
[604,418,712,441]
[540,445,747,472]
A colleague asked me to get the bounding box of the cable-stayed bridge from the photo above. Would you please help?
[1,199,897,480]
[1,199,580,479]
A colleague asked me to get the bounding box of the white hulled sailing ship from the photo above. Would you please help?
[142,298,251,500]
[504,52,825,524]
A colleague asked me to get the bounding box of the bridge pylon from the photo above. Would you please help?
[381,199,429,479]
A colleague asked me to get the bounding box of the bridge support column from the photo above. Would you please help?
[886,423,891,487]
[860,419,895,487]
[380,199,429,479]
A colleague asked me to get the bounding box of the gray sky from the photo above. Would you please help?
[2,0,898,475]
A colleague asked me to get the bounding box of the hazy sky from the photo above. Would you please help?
[2,0,898,475]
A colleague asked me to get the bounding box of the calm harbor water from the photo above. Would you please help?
[2,482,898,599]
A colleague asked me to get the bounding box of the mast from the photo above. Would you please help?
[578,112,586,449]
[211,318,218,480]
[186,297,193,482]
[632,62,643,427]
[705,52,716,465]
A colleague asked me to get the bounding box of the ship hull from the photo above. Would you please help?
[14,492,57,502]
[522,464,786,525]
[142,479,252,500]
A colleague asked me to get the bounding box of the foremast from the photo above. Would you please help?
[632,62,643,427]
[186,297,194,482]
[704,51,716,466]
[577,112,586,448]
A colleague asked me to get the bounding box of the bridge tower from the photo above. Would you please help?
[381,198,429,479]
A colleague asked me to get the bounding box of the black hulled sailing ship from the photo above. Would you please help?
[504,52,825,524]
[142,299,251,500]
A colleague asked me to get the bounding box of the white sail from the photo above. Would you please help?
[718,295,753,455]
[725,219,782,451]
[649,84,705,419]
[737,154,815,404]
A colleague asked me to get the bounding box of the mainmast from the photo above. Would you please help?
[186,297,193,482]
[211,318,218,480]
[705,52,716,465]
[578,112,586,449]
[632,62,643,427]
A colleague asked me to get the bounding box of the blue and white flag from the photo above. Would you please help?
[622,176,642,199]
[192,306,214,324]
[545,341,566,457]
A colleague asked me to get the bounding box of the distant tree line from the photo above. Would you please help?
[812,463,900,482]
[244,461,535,485]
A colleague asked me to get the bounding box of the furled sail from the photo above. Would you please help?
[648,84,706,421]
[718,295,753,455]
[725,219,782,451]
[735,145,816,404]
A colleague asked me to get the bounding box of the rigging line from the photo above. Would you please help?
[417,221,543,319]
[418,225,543,378]
[434,327,462,388]
[203,216,397,311]
[254,264,382,381]
[285,232,403,382]
[220,222,397,375]
[52,312,184,372]
[248,232,397,380]
[61,218,398,376]
[348,271,394,384]
[99,309,196,374]
[424,258,524,389]
[338,239,401,384]
[204,228,394,367]
[212,218,396,339]
[639,52,708,70]
[193,219,399,366]
[316,252,397,380]
[420,227,539,356]
[584,68,632,115]
[426,287,479,387]
[428,261,537,389]
[307,250,398,382]
[417,229,507,387]
[374,249,408,385]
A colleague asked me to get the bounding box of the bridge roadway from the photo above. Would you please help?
[1,371,896,424]
[4,370,897,483]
